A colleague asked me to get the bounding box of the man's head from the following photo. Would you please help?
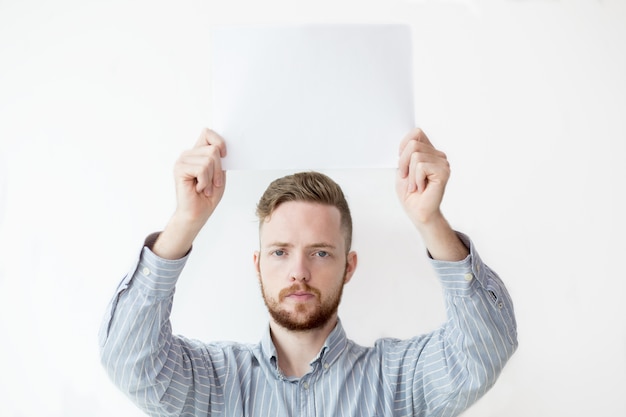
[253,172,357,332]
[256,171,353,252]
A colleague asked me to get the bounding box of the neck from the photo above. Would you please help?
[270,316,338,378]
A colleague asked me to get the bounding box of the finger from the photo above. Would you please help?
[198,158,214,195]
[174,155,210,193]
[408,152,427,193]
[398,139,431,179]
[399,141,448,178]
[398,146,411,179]
[201,157,226,196]
[398,134,419,178]
[180,144,226,193]
[211,155,225,190]
[398,128,431,156]
[174,154,212,196]
[196,158,224,197]
[416,129,433,146]
[194,128,227,158]
[398,129,438,178]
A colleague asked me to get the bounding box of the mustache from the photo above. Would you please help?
[279,283,322,301]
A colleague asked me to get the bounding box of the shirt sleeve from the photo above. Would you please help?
[98,233,208,416]
[429,232,517,414]
[380,232,518,417]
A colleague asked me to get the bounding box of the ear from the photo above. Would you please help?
[253,250,261,278]
[343,251,358,284]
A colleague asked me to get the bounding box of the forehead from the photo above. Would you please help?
[259,201,344,247]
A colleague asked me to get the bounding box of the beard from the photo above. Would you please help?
[259,275,346,332]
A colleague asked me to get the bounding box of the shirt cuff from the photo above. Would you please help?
[428,232,487,297]
[129,232,191,297]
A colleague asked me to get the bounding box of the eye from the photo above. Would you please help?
[315,251,329,258]
[272,249,285,257]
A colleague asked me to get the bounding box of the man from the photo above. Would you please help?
[99,128,517,416]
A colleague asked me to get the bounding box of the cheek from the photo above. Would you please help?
[259,261,282,280]
[259,278,277,302]
[258,266,282,293]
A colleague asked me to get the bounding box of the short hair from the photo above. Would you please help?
[256,172,353,252]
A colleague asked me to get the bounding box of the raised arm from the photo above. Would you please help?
[391,128,517,415]
[99,129,227,415]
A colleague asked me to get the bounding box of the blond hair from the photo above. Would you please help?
[256,172,352,251]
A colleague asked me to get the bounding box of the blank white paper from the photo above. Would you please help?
[209,24,415,170]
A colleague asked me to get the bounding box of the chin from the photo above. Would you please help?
[270,306,337,332]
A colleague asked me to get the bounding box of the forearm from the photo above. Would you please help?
[153,214,204,260]
[415,213,469,262]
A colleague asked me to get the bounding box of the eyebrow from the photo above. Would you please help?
[265,242,337,250]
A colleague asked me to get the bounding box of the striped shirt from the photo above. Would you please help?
[99,233,517,417]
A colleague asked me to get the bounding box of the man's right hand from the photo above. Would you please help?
[153,129,227,259]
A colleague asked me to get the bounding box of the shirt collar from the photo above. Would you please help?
[260,319,349,369]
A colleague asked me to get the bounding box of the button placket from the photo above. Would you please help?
[300,378,312,417]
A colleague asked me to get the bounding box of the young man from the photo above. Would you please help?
[99,128,517,416]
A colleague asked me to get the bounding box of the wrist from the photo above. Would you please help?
[415,214,469,262]
[153,213,203,260]
[410,208,445,230]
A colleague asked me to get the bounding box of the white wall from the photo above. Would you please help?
[1,0,625,415]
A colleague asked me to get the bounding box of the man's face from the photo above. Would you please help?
[254,201,357,332]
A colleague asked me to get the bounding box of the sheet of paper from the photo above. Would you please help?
[209,24,415,170]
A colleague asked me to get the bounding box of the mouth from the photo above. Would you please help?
[286,291,315,301]
[280,285,320,302]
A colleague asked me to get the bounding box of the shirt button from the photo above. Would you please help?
[498,302,504,309]
[142,267,150,276]
[323,363,330,370]
[302,382,309,390]
[464,273,473,281]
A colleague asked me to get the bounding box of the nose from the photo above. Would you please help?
[291,273,308,282]
[289,253,310,282]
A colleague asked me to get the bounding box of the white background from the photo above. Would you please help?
[1,0,625,416]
